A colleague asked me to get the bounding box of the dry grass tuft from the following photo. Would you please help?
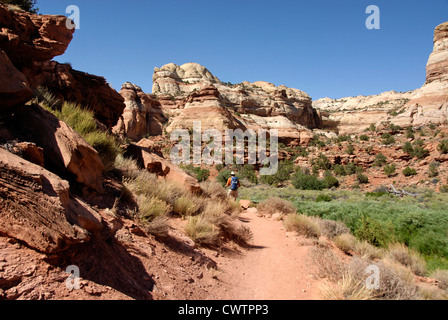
[284,214,321,238]
[354,240,385,260]
[334,234,358,254]
[387,243,427,276]
[431,269,448,291]
[257,197,297,216]
[319,273,376,300]
[318,219,350,239]
[185,216,220,246]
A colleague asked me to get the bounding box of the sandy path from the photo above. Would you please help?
[212,210,321,300]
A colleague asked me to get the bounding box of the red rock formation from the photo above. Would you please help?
[113,83,166,140]
[27,61,126,128]
[6,104,105,193]
[0,148,90,254]
[0,48,33,114]
[0,4,74,68]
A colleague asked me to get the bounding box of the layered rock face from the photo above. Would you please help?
[314,21,448,133]
[28,61,126,128]
[113,83,166,140]
[313,91,415,134]
[152,62,321,143]
[0,5,74,69]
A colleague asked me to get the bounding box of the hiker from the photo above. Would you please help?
[226,171,241,201]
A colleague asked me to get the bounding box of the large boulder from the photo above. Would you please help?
[7,104,105,193]
[113,82,166,140]
[0,48,33,114]
[125,142,201,193]
[0,148,90,254]
[0,4,74,69]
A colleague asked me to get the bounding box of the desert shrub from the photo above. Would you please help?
[359,135,370,142]
[200,181,228,200]
[292,172,327,190]
[431,269,448,290]
[412,145,430,159]
[85,131,121,171]
[185,216,220,246]
[238,164,258,184]
[387,243,427,276]
[384,163,397,177]
[173,196,200,216]
[348,257,419,300]
[345,162,362,175]
[257,197,296,215]
[333,164,347,176]
[437,139,448,154]
[318,219,350,239]
[354,241,384,260]
[427,162,439,178]
[402,167,417,177]
[316,194,332,203]
[181,165,210,182]
[283,214,321,238]
[374,153,387,167]
[334,234,358,254]
[217,169,232,186]
[319,272,376,300]
[324,174,340,189]
[316,153,332,171]
[114,154,141,180]
[381,133,396,145]
[144,216,170,238]
[137,196,170,222]
[357,173,369,184]
[346,144,355,155]
[355,215,394,248]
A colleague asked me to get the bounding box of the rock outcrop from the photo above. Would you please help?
[6,104,105,193]
[152,62,321,143]
[0,5,74,69]
[27,61,126,128]
[0,148,90,254]
[314,21,448,134]
[113,82,166,140]
[0,48,33,114]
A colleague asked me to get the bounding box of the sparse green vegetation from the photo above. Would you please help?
[403,167,417,177]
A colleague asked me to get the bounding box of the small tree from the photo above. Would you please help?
[384,164,397,177]
[402,167,417,177]
[357,173,369,184]
[438,139,448,154]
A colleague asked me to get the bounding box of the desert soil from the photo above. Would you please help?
[208,209,322,300]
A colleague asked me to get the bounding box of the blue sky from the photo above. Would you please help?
[38,0,448,100]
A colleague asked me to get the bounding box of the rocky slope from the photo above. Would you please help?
[151,62,321,143]
[314,21,448,134]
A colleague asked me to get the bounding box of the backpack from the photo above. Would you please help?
[230,177,239,191]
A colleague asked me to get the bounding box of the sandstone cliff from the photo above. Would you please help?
[314,21,448,134]
[150,62,321,143]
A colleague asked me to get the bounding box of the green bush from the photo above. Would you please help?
[384,164,397,177]
[357,173,369,184]
[403,167,417,177]
[427,162,439,178]
[413,146,430,159]
[345,144,355,155]
[316,194,333,203]
[374,153,387,167]
[359,135,370,142]
[402,142,414,155]
[85,131,121,172]
[292,172,327,191]
[324,174,340,189]
[217,169,232,186]
[237,164,258,184]
[333,164,347,177]
[381,133,396,145]
[355,216,395,248]
[437,139,448,154]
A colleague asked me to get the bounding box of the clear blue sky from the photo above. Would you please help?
[38,0,448,100]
